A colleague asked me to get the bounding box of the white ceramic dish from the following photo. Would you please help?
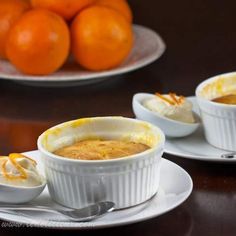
[0,25,165,87]
[0,150,192,229]
[164,97,236,162]
[37,117,165,209]
[0,180,46,204]
[196,72,236,151]
[132,93,200,137]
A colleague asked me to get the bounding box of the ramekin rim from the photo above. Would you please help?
[37,116,165,164]
[195,72,236,109]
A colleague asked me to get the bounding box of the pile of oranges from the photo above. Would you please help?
[0,0,134,75]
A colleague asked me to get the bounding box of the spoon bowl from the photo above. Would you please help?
[0,178,46,204]
[132,93,200,138]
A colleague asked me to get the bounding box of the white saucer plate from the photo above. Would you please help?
[0,150,192,229]
[0,25,165,87]
[165,97,236,162]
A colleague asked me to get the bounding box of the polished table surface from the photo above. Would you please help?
[1,0,236,235]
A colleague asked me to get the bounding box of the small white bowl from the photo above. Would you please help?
[0,180,46,204]
[37,116,165,209]
[132,93,200,138]
[196,72,236,151]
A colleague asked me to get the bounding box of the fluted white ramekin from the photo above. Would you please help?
[196,72,236,151]
[37,117,165,209]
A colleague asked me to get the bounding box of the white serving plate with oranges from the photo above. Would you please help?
[0,25,165,87]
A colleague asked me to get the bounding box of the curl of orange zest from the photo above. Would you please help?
[2,160,21,180]
[1,154,29,180]
[9,154,27,179]
[10,153,37,165]
[169,93,180,105]
[155,92,175,105]
[178,95,185,104]
[2,159,27,180]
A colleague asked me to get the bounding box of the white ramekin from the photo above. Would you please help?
[37,116,165,209]
[196,72,236,151]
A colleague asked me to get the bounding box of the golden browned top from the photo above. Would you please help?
[212,94,236,105]
[54,139,150,160]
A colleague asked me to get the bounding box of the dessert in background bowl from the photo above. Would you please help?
[37,116,165,209]
[132,93,200,138]
[144,92,195,123]
[212,94,236,105]
[196,72,236,151]
[0,153,46,203]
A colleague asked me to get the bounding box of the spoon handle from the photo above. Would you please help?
[0,208,72,222]
[0,202,115,222]
[0,206,64,214]
[0,206,79,222]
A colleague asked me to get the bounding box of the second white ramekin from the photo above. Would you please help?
[196,72,236,151]
[37,117,165,209]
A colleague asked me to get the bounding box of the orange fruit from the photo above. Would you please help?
[31,0,96,20]
[0,0,30,59]
[71,6,133,71]
[6,9,70,75]
[95,0,133,23]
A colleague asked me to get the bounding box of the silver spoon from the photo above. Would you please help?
[0,201,115,222]
[221,152,236,159]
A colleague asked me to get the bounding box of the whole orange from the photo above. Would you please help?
[95,0,133,23]
[31,0,96,20]
[0,0,30,59]
[71,6,133,71]
[6,9,70,75]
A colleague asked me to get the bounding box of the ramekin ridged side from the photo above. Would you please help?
[196,73,236,151]
[197,98,236,151]
[41,148,162,209]
[37,117,165,209]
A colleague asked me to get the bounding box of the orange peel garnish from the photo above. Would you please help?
[155,92,185,105]
[178,95,185,104]
[1,153,37,181]
[10,153,37,165]
[2,158,27,180]
[155,92,175,105]
[169,93,180,105]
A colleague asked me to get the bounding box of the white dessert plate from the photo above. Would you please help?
[0,150,192,229]
[165,97,236,162]
[0,25,165,87]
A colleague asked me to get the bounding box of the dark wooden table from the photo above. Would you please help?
[1,0,236,235]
